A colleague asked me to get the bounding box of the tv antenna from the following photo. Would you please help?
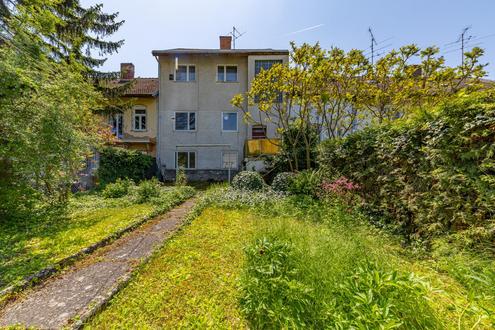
[368,27,378,65]
[229,26,246,49]
[458,26,473,65]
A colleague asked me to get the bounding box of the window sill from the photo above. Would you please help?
[216,81,239,83]
[173,80,196,83]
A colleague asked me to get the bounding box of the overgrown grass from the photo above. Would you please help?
[86,208,257,329]
[86,187,494,328]
[0,186,195,290]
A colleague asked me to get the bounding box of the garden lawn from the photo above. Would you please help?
[86,189,494,329]
[86,208,256,329]
[0,186,194,291]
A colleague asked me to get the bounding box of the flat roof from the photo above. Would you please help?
[152,48,289,56]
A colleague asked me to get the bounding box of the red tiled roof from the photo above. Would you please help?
[117,78,159,97]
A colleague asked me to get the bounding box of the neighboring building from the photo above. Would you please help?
[108,63,159,156]
[152,36,289,181]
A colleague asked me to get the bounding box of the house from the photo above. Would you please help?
[152,36,289,181]
[108,63,159,157]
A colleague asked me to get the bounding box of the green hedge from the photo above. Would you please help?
[319,93,495,243]
[98,147,155,186]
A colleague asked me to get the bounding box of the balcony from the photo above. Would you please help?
[245,139,280,157]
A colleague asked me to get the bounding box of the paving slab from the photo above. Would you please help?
[0,198,196,329]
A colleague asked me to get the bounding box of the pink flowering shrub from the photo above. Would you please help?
[320,177,360,207]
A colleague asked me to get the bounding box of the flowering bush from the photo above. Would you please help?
[271,172,296,192]
[232,171,265,191]
[320,177,360,206]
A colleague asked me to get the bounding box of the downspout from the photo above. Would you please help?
[154,55,162,179]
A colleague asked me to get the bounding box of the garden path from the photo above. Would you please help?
[0,198,196,329]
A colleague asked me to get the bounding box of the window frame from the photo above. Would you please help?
[175,64,196,82]
[216,65,238,82]
[221,112,238,132]
[175,151,196,169]
[254,60,283,103]
[174,112,197,131]
[132,106,147,132]
[222,151,238,169]
[251,124,267,139]
[110,113,123,139]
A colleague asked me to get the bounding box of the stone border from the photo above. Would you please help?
[0,197,192,307]
[70,196,206,329]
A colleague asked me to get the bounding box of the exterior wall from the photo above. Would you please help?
[156,52,289,180]
[105,96,158,157]
[157,54,249,175]
[122,96,157,142]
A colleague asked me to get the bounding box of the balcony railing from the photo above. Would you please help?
[245,138,280,157]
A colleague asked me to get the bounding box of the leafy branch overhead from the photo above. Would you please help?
[232,41,489,171]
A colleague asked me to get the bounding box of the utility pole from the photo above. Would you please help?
[368,27,378,66]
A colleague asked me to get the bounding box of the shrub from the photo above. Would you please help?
[271,172,296,192]
[331,261,437,328]
[239,237,314,329]
[98,147,155,186]
[288,170,322,197]
[102,178,134,198]
[175,167,187,186]
[231,171,265,191]
[318,92,495,243]
[135,178,161,203]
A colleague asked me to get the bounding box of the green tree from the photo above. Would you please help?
[0,0,125,219]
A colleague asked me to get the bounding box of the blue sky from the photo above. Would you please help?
[82,0,495,78]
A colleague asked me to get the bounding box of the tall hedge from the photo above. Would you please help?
[319,93,495,242]
[98,147,155,186]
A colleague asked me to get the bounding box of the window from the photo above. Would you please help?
[110,113,123,138]
[175,112,196,131]
[254,60,283,76]
[133,107,147,131]
[222,112,237,131]
[176,151,196,169]
[176,65,196,81]
[254,60,283,103]
[252,125,267,139]
[222,151,238,169]
[217,65,237,82]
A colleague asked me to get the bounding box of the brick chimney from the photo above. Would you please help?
[120,63,135,79]
[219,36,232,50]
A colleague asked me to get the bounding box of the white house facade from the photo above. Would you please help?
[152,36,289,181]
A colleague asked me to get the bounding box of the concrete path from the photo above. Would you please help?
[0,198,196,329]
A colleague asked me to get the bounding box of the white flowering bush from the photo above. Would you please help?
[231,171,266,191]
[271,172,296,192]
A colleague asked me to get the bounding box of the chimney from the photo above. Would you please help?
[219,36,232,50]
[120,63,135,79]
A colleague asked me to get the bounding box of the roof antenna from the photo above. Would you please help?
[229,26,246,49]
[368,27,378,66]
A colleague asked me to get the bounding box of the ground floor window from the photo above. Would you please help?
[222,151,238,169]
[176,151,196,169]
